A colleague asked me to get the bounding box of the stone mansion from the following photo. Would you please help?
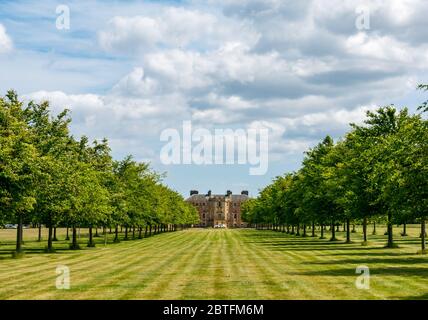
[186,190,249,228]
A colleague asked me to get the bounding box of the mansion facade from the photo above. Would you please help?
[186,190,249,228]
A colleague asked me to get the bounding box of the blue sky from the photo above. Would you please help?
[0,0,427,197]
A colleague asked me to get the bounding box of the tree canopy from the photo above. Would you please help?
[243,85,428,253]
[0,91,199,254]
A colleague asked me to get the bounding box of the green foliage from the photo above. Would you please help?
[0,91,196,252]
[417,84,428,112]
[243,87,428,251]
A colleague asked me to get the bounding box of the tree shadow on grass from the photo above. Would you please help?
[327,252,416,257]
[0,246,78,260]
[243,239,386,252]
[241,232,422,253]
[244,240,345,246]
[398,293,428,300]
[262,246,388,252]
[288,267,428,278]
[304,257,428,266]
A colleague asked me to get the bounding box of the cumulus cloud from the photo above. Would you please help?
[2,0,427,191]
[99,7,260,54]
[112,67,158,97]
[24,87,191,164]
[0,24,13,53]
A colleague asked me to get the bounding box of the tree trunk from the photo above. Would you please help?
[124,227,128,240]
[65,227,70,240]
[303,224,307,237]
[386,213,394,248]
[296,223,300,236]
[132,227,135,239]
[320,224,325,239]
[47,225,53,251]
[363,218,367,243]
[372,222,377,235]
[38,224,42,242]
[311,222,316,237]
[421,218,426,252]
[114,225,119,242]
[346,219,351,243]
[104,227,107,246]
[144,226,148,238]
[330,221,337,241]
[15,215,23,254]
[149,225,152,236]
[71,227,79,250]
[95,228,99,237]
[88,227,94,247]
[53,227,58,241]
[402,223,407,236]
[352,224,356,233]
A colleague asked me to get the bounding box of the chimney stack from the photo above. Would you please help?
[190,190,199,196]
[241,190,249,196]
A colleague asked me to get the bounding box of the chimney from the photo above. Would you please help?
[206,190,212,197]
[190,190,199,196]
[226,190,232,196]
[241,190,249,196]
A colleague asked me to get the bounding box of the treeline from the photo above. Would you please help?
[242,85,427,253]
[0,91,199,255]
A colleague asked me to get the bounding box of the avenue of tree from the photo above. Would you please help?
[0,91,199,255]
[242,85,428,253]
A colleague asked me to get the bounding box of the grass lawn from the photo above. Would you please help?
[0,226,427,300]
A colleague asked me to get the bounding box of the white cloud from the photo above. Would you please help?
[0,24,13,53]
[142,43,289,94]
[99,16,162,52]
[98,7,260,54]
[2,0,427,179]
[346,33,410,62]
[112,67,158,97]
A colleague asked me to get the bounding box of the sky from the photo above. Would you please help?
[0,0,427,198]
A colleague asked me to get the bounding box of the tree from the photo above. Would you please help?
[385,110,427,252]
[0,91,38,256]
[352,106,410,248]
[300,136,343,241]
[417,84,428,112]
[24,99,72,251]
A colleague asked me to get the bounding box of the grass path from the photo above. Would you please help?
[0,227,427,299]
